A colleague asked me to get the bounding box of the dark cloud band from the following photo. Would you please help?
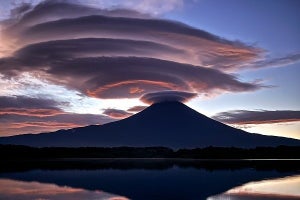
[212,110,300,125]
[13,38,184,62]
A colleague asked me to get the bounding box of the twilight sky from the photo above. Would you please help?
[0,0,299,139]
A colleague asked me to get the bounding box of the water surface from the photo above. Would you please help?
[1,159,299,200]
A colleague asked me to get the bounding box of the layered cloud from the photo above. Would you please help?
[1,1,298,72]
[0,95,66,116]
[4,1,298,72]
[2,13,261,68]
[0,96,114,136]
[140,91,198,104]
[0,56,264,98]
[212,110,300,125]
[0,1,268,101]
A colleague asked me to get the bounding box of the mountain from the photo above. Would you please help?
[0,101,299,148]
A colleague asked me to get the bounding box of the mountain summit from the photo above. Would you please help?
[0,101,299,148]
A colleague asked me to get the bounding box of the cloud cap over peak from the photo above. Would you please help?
[140,90,198,104]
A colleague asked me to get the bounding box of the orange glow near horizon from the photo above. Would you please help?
[237,122,300,140]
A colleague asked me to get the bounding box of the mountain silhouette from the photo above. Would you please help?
[0,101,299,148]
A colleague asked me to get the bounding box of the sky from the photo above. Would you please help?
[0,0,299,139]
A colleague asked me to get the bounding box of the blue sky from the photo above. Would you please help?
[166,0,300,138]
[165,0,300,136]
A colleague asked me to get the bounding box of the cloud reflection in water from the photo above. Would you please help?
[208,175,300,200]
[0,178,129,200]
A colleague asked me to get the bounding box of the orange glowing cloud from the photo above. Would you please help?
[0,108,64,117]
[102,108,133,119]
[129,87,144,94]
[9,121,79,129]
[127,106,147,112]
[86,79,182,99]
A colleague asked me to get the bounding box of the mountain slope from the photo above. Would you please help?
[0,101,299,148]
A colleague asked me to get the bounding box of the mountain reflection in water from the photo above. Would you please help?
[1,159,299,200]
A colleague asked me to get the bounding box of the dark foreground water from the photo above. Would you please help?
[1,159,299,200]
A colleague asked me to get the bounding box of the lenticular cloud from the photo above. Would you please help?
[0,0,266,101]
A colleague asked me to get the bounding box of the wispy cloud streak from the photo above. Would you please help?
[212,110,300,125]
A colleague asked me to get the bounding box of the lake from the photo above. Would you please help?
[1,159,299,200]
